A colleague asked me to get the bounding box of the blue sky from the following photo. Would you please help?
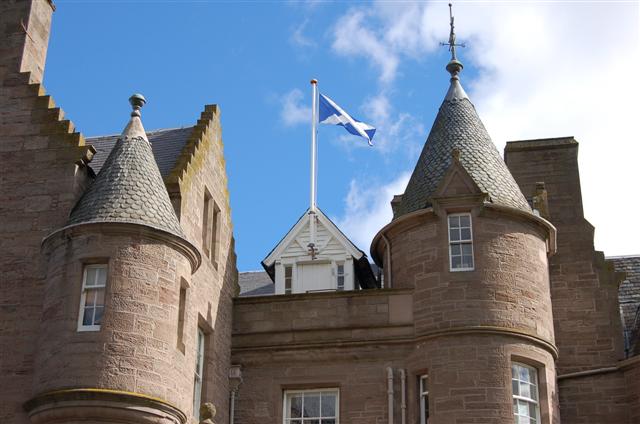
[45,1,639,271]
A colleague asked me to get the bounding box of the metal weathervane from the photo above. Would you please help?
[440,3,466,62]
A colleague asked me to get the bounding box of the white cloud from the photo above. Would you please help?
[280,88,311,127]
[332,10,400,84]
[331,2,640,256]
[334,173,411,254]
[290,19,316,49]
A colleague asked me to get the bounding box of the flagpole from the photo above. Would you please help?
[309,78,318,255]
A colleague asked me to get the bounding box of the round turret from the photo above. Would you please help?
[372,32,560,421]
[27,96,201,424]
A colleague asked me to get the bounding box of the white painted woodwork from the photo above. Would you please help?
[264,208,362,295]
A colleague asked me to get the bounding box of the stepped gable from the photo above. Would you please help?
[67,94,185,237]
[395,52,530,218]
[88,127,194,177]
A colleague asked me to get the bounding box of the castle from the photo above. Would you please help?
[0,1,638,424]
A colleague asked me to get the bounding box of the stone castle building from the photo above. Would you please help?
[0,1,638,424]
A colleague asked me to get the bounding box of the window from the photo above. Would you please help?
[419,375,429,424]
[512,363,540,424]
[202,190,212,257]
[448,213,474,271]
[336,263,345,291]
[284,389,339,423]
[193,328,205,419]
[285,265,293,294]
[177,280,187,352]
[202,190,220,267]
[77,264,107,331]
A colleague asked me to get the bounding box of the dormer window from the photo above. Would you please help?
[448,213,474,271]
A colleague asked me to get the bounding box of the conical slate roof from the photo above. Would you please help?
[395,65,530,217]
[67,95,185,237]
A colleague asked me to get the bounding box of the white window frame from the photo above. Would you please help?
[511,363,540,424]
[336,262,345,291]
[419,375,429,424]
[193,327,205,419]
[447,213,474,272]
[283,388,339,423]
[77,264,107,332]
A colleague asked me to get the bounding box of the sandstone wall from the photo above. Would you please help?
[0,1,91,421]
[505,138,629,423]
[172,107,237,422]
[35,229,193,411]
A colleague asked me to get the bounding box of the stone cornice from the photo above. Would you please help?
[23,388,186,424]
[232,323,559,359]
[41,221,201,273]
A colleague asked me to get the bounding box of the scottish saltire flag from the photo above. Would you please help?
[318,94,376,146]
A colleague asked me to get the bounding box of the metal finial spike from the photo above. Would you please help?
[440,3,465,78]
[129,93,146,117]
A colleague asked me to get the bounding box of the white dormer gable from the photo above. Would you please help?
[262,208,365,295]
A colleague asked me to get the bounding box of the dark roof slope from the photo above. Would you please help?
[610,255,640,356]
[67,114,185,238]
[238,271,275,297]
[87,127,194,178]
[396,85,530,217]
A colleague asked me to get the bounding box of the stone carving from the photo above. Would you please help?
[199,403,216,424]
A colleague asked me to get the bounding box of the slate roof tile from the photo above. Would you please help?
[67,114,185,238]
[87,127,193,178]
[396,85,531,218]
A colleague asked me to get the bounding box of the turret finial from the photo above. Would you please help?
[440,3,466,78]
[129,93,146,117]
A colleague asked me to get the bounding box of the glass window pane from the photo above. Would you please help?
[303,420,319,424]
[461,228,471,240]
[462,243,472,255]
[451,244,461,255]
[460,215,470,227]
[529,402,537,418]
[85,267,98,287]
[520,382,531,399]
[95,288,105,307]
[452,256,462,268]
[519,400,530,416]
[82,307,94,325]
[83,290,95,307]
[94,306,104,325]
[530,384,538,401]
[520,366,530,382]
[96,266,107,286]
[321,420,336,424]
[462,255,473,268]
[289,396,302,418]
[519,416,530,424]
[321,394,336,417]
[449,229,459,241]
[303,394,320,418]
[449,216,459,228]
[512,380,519,396]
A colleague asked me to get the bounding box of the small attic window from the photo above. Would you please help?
[284,265,293,294]
[448,213,474,271]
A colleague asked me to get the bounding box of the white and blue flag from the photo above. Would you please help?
[318,93,376,146]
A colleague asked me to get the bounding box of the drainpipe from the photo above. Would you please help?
[387,367,394,424]
[400,369,406,424]
[382,233,392,288]
[228,365,243,424]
